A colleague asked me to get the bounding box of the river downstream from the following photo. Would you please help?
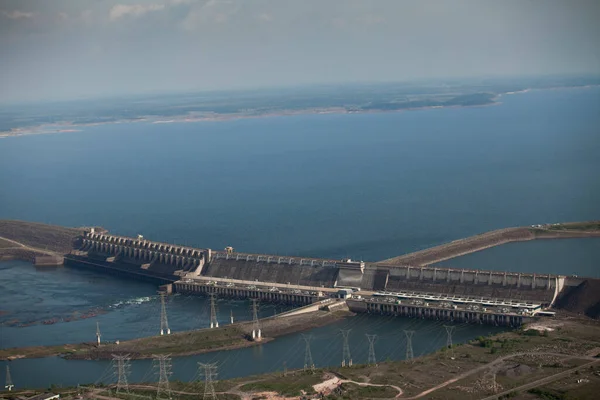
[1,260,502,388]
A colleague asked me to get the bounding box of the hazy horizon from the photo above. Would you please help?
[2,0,599,103]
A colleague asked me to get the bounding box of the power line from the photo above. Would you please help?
[479,365,501,394]
[251,299,262,341]
[340,329,352,367]
[112,354,131,393]
[160,293,171,335]
[198,362,218,400]
[153,354,172,399]
[4,365,14,391]
[209,293,219,329]
[444,325,455,357]
[404,330,415,362]
[302,334,315,372]
[96,321,101,346]
[366,334,377,366]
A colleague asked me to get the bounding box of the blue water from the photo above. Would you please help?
[1,87,599,388]
[438,238,600,277]
[1,88,599,268]
[7,312,502,388]
[0,260,292,349]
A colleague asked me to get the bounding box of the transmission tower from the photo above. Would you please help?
[251,299,261,341]
[160,293,171,335]
[481,366,500,394]
[302,334,315,372]
[153,354,172,399]
[198,362,218,400]
[96,321,101,346]
[444,325,455,357]
[230,309,234,324]
[491,369,498,394]
[4,365,13,391]
[366,334,377,366]
[112,354,131,393]
[404,330,415,362]
[340,329,352,367]
[209,293,219,328]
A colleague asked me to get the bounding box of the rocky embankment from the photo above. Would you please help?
[554,278,600,319]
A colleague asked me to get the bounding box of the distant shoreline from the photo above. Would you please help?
[0,104,489,139]
[1,84,597,139]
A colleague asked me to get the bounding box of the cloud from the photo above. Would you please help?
[1,10,34,19]
[181,0,240,30]
[109,3,166,21]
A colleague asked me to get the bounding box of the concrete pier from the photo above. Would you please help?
[347,298,530,327]
[174,278,328,306]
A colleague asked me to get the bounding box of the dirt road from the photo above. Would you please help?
[407,352,598,399]
[479,359,600,400]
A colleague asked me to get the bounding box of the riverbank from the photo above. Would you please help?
[0,309,353,361]
[378,222,600,266]
[6,315,600,399]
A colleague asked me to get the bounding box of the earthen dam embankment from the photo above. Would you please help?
[377,224,600,267]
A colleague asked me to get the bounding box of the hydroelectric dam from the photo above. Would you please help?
[61,228,578,328]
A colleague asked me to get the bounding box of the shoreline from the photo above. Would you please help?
[6,316,600,398]
[0,309,353,361]
[2,84,597,139]
[0,103,495,139]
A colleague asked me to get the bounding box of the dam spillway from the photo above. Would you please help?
[63,229,564,326]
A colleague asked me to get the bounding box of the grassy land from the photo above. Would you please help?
[530,221,600,237]
[0,238,16,249]
[0,325,253,361]
[0,219,84,253]
[522,364,600,400]
[6,316,598,400]
[545,222,600,232]
[239,370,323,396]
[0,343,97,360]
[325,383,400,399]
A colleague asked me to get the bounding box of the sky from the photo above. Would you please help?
[1,0,599,102]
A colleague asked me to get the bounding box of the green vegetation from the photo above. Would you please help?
[546,222,600,232]
[0,219,83,253]
[69,325,251,359]
[0,343,94,361]
[528,388,568,400]
[325,383,399,399]
[239,371,321,396]
[0,238,15,249]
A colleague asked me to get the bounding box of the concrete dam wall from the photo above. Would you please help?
[364,265,556,304]
[202,251,342,287]
[73,231,210,281]
[69,231,559,306]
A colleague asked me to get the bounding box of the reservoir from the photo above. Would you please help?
[1,87,599,388]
